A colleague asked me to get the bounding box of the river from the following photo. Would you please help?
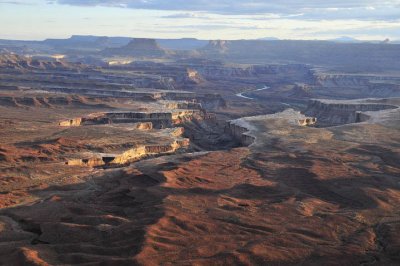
[235,85,270,100]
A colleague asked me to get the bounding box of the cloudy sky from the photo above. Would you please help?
[0,0,399,40]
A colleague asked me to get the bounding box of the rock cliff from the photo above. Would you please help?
[67,139,190,167]
[305,99,398,126]
[59,110,204,128]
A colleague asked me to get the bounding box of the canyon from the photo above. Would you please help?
[0,36,399,265]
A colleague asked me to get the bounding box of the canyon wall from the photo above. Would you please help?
[225,122,255,146]
[311,72,400,98]
[59,110,205,128]
[305,99,398,126]
[67,138,190,167]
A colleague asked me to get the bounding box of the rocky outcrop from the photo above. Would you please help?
[59,118,83,127]
[172,110,203,124]
[66,157,106,167]
[134,122,153,130]
[297,117,317,126]
[170,127,185,137]
[185,68,203,84]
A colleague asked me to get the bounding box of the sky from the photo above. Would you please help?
[0,0,399,41]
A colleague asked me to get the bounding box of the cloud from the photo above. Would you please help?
[166,24,265,31]
[52,0,400,20]
[314,25,400,37]
[161,12,206,19]
[0,0,36,5]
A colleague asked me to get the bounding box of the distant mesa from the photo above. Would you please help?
[330,36,362,43]
[102,38,167,57]
[199,40,230,54]
[44,35,131,49]
[258,37,280,41]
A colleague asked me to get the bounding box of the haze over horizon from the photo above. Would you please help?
[0,0,399,41]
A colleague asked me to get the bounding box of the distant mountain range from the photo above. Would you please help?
[1,35,398,54]
[1,35,400,73]
[43,35,208,51]
[330,36,362,43]
[258,36,399,44]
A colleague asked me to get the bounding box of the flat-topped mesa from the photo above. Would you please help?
[305,99,399,127]
[102,38,167,57]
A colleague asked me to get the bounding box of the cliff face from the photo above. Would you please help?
[311,72,400,98]
[59,118,83,127]
[305,99,398,126]
[225,122,255,146]
[59,110,205,128]
[68,139,190,167]
[66,157,106,167]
